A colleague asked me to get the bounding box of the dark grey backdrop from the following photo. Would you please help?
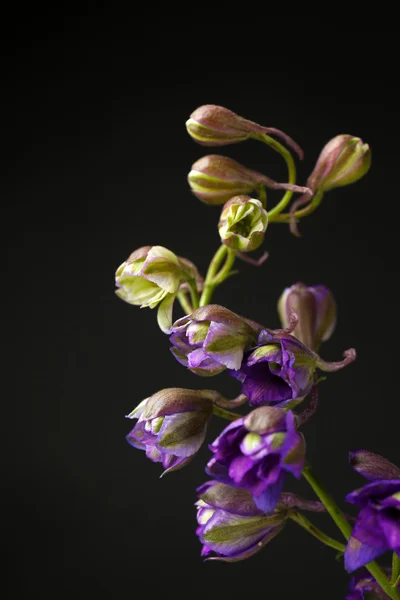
[4,14,400,600]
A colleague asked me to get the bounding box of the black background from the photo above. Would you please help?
[4,13,400,600]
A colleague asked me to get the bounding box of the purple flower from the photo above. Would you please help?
[196,481,286,561]
[344,451,400,573]
[278,282,337,351]
[125,388,214,475]
[170,304,261,376]
[346,570,397,599]
[206,406,306,513]
[229,330,317,408]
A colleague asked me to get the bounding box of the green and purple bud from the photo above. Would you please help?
[186,105,304,158]
[307,134,371,193]
[115,246,201,333]
[206,407,306,513]
[218,195,268,252]
[126,388,214,475]
[278,282,337,351]
[196,481,286,561]
[230,329,356,409]
[170,304,261,376]
[196,481,326,561]
[188,155,311,206]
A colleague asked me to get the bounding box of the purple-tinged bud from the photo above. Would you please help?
[277,282,337,351]
[219,196,268,252]
[196,481,286,561]
[186,105,267,147]
[186,105,304,158]
[347,570,397,599]
[206,407,306,513]
[188,155,310,206]
[307,134,371,193]
[125,388,214,475]
[170,304,261,376]
[349,450,400,482]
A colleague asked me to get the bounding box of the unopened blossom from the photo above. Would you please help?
[346,570,397,599]
[278,282,337,351]
[126,388,214,475]
[170,304,261,376]
[115,246,200,333]
[307,134,371,193]
[188,154,311,206]
[344,451,400,573]
[218,196,268,252]
[196,481,286,561]
[206,406,306,513]
[186,105,303,158]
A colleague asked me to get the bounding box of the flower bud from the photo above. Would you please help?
[186,105,304,158]
[126,388,214,475]
[218,196,268,252]
[307,134,371,193]
[349,450,400,482]
[188,155,265,205]
[277,282,337,351]
[186,105,266,147]
[115,246,201,333]
[196,481,285,561]
[170,304,261,376]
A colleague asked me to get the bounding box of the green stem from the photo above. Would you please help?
[303,464,400,600]
[199,246,236,306]
[270,190,324,223]
[256,134,297,219]
[177,291,192,315]
[392,553,400,586]
[188,280,200,310]
[212,405,242,421]
[258,184,267,208]
[290,511,346,553]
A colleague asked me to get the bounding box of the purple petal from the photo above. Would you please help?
[228,455,255,485]
[349,506,388,549]
[347,480,400,507]
[378,510,400,549]
[345,534,387,573]
[242,364,292,406]
[253,473,285,513]
[206,458,233,485]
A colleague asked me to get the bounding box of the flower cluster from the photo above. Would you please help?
[113,106,400,599]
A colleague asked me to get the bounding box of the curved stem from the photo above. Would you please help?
[290,511,346,553]
[188,280,200,310]
[271,190,324,223]
[212,405,242,421]
[258,184,267,208]
[303,464,400,600]
[199,246,236,306]
[392,553,400,586]
[177,291,192,315]
[256,134,297,219]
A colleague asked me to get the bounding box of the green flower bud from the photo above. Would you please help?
[115,246,201,334]
[186,105,266,147]
[307,134,371,193]
[188,155,309,206]
[218,196,268,252]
